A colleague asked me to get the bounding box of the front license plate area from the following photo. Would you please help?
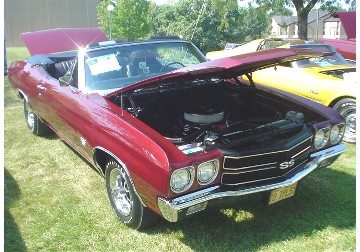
[269,183,297,205]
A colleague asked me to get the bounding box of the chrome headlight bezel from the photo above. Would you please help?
[170,166,195,193]
[314,127,330,149]
[197,159,219,185]
[330,123,345,144]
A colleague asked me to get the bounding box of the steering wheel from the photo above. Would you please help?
[159,62,185,72]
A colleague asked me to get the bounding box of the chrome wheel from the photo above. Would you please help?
[341,107,356,142]
[23,99,50,136]
[333,98,356,143]
[105,158,160,229]
[24,100,35,131]
[109,168,132,216]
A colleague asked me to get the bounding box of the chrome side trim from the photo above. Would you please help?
[158,144,345,222]
[93,146,146,206]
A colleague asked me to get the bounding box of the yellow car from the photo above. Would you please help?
[206,38,305,60]
[207,41,356,143]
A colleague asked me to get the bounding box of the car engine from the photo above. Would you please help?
[111,79,316,155]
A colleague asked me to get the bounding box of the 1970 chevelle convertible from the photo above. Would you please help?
[8,29,346,230]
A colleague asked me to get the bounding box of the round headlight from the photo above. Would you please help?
[170,167,194,193]
[330,124,345,144]
[197,160,219,185]
[314,128,329,149]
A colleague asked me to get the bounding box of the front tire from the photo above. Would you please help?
[24,99,51,136]
[105,159,159,230]
[333,98,356,143]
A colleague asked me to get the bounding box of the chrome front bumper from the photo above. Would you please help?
[158,144,346,222]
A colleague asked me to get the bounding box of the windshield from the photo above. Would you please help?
[84,41,206,94]
[290,44,350,68]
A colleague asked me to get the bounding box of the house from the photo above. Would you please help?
[271,11,356,40]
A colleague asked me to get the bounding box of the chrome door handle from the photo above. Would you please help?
[37,85,46,91]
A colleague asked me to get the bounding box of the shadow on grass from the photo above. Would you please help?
[4,169,27,252]
[146,167,355,251]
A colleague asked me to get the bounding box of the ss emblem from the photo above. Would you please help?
[279,159,295,169]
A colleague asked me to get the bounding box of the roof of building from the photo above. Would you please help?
[273,11,330,26]
[273,15,297,26]
[307,11,330,23]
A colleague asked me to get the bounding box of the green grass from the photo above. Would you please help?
[4,47,356,252]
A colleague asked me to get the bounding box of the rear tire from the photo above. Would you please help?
[105,158,159,230]
[24,99,51,136]
[333,98,356,143]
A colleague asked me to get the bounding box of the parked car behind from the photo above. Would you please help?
[8,29,346,229]
[207,38,356,143]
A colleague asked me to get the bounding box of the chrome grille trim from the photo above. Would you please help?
[223,162,277,171]
[223,137,312,162]
[291,146,311,158]
[223,166,277,175]
[221,136,313,187]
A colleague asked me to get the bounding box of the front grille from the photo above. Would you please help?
[221,137,312,188]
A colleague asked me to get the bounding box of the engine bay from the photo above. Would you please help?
[109,79,314,155]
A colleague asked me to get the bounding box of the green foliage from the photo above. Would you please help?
[96,0,353,51]
[320,0,356,11]
[254,0,294,16]
[319,1,346,12]
[97,0,151,41]
[345,0,356,11]
[149,0,273,53]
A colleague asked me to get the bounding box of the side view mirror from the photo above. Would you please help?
[59,75,72,87]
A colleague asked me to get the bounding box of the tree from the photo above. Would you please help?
[319,1,346,12]
[292,0,319,40]
[254,0,294,16]
[321,0,356,11]
[97,0,151,41]
[346,0,356,11]
[149,0,273,53]
[255,0,355,40]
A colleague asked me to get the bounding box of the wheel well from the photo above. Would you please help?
[92,147,147,207]
[329,96,356,108]
[18,91,24,99]
[17,89,28,101]
[93,148,111,174]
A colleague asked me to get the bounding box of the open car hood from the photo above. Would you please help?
[114,48,328,96]
[176,48,326,77]
[21,28,108,56]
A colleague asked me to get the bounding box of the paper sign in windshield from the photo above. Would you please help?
[86,54,121,75]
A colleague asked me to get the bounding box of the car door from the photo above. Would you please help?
[34,64,92,159]
[297,76,339,105]
[19,64,52,119]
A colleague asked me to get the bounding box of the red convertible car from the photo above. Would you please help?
[8,29,346,230]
